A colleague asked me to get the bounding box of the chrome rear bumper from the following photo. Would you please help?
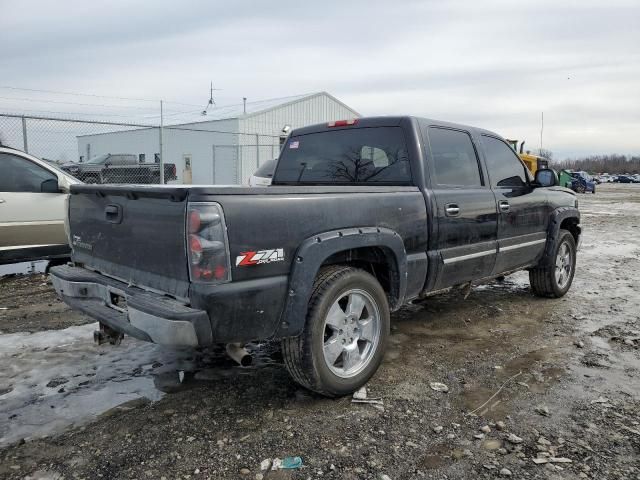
[50,265,212,347]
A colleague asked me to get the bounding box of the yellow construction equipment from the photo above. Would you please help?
[506,139,549,174]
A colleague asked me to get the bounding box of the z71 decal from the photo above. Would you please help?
[235,249,285,267]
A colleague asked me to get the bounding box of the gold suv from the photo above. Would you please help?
[0,147,80,265]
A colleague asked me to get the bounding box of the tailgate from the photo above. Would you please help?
[68,185,191,299]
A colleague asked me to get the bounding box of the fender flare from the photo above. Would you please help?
[541,207,581,265]
[275,226,408,338]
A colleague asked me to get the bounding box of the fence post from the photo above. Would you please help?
[212,145,216,184]
[255,133,260,171]
[21,116,28,153]
[236,143,240,184]
[159,100,165,184]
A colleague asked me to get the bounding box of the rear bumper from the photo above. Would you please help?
[50,265,212,347]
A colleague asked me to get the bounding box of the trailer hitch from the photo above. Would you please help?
[94,323,124,346]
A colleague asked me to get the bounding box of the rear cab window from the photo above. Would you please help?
[272,127,412,185]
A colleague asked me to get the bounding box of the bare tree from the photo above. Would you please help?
[552,154,640,174]
[325,147,406,182]
[538,148,554,161]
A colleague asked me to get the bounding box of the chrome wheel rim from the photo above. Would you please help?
[555,242,573,289]
[322,289,381,378]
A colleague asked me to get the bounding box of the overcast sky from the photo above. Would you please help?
[1,0,639,159]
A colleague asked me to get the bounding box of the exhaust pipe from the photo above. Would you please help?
[226,343,252,366]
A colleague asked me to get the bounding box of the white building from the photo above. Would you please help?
[77,92,359,185]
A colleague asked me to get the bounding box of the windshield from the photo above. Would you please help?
[253,159,277,178]
[273,126,412,185]
[86,154,109,164]
[45,160,75,177]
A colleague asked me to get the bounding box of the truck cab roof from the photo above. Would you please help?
[290,116,501,139]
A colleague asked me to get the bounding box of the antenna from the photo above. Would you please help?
[201,81,222,115]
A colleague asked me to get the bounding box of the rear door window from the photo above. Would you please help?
[482,136,529,188]
[273,127,411,184]
[427,127,482,187]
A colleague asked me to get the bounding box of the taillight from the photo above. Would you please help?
[328,119,358,127]
[186,202,231,284]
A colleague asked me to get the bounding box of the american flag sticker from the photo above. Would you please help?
[289,141,300,149]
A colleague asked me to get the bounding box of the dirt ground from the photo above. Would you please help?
[1,184,639,480]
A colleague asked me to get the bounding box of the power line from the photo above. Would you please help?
[0,85,159,102]
[0,106,160,120]
[0,95,161,111]
[0,85,205,109]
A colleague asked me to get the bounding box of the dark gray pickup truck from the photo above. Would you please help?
[62,154,177,184]
[51,116,580,396]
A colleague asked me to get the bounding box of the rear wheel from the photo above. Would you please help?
[282,265,390,397]
[529,229,576,298]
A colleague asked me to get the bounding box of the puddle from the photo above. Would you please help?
[0,261,48,277]
[0,323,281,446]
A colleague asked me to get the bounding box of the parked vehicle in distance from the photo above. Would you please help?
[569,171,596,194]
[0,146,80,265]
[248,159,277,187]
[51,116,581,397]
[615,175,635,183]
[61,154,177,184]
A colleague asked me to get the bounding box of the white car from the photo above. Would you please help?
[248,159,277,187]
[0,146,80,265]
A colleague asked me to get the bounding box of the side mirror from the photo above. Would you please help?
[41,178,60,193]
[534,168,558,187]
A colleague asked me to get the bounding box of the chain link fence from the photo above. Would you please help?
[0,113,281,185]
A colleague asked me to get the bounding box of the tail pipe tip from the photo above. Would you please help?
[226,343,253,367]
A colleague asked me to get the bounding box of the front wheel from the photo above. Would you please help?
[282,265,390,397]
[529,229,577,298]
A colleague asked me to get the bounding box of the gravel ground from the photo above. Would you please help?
[1,183,639,480]
[0,274,90,334]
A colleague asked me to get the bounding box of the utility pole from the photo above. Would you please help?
[159,100,165,184]
[540,111,544,152]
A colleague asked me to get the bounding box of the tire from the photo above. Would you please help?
[592,186,596,194]
[529,229,577,298]
[281,265,390,397]
[576,185,586,194]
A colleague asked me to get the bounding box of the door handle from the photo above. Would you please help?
[499,200,510,212]
[445,203,460,217]
[0,199,5,204]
